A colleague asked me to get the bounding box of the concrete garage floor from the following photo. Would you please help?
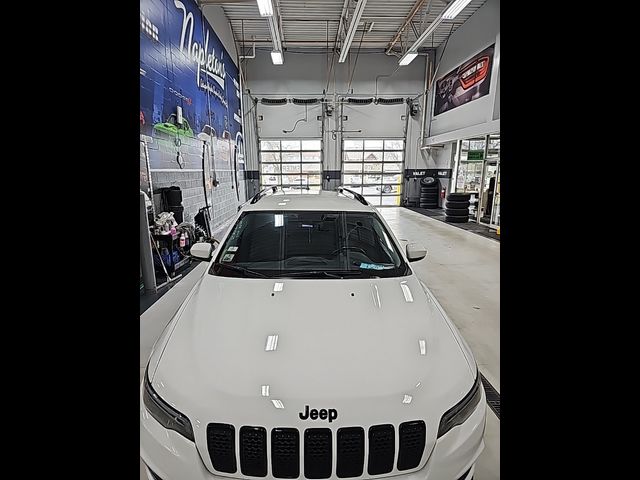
[140,207,499,479]
[379,207,500,480]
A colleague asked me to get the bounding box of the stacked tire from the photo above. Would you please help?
[419,177,439,209]
[444,192,470,223]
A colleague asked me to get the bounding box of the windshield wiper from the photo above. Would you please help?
[280,270,376,279]
[214,263,270,278]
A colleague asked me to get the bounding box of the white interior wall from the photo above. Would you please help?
[241,49,429,182]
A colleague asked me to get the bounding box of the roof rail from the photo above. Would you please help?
[337,186,368,206]
[250,185,280,204]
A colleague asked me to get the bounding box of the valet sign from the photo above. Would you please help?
[174,0,226,91]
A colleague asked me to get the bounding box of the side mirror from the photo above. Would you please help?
[406,243,427,262]
[190,242,213,261]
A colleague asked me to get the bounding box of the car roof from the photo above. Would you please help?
[241,189,378,213]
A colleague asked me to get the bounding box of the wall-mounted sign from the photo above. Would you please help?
[467,150,484,160]
[405,169,452,179]
[434,44,495,116]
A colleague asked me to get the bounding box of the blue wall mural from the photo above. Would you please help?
[140,0,243,170]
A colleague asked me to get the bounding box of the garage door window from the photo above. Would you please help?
[342,139,404,206]
[260,139,322,191]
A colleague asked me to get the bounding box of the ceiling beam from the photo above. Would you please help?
[385,0,429,54]
[199,0,254,4]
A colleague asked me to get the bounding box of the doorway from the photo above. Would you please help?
[452,133,500,225]
[479,160,498,225]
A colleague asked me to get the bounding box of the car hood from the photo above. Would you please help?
[151,272,476,474]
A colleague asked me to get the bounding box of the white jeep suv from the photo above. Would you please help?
[141,187,486,480]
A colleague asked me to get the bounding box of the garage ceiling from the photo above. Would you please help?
[200,0,487,53]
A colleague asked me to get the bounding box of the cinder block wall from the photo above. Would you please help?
[151,171,205,224]
[151,169,247,229]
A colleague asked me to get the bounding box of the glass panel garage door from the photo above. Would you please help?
[342,139,404,206]
[260,139,322,191]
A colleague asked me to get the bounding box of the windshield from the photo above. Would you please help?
[209,211,409,279]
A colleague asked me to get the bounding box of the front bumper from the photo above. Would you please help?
[140,388,486,480]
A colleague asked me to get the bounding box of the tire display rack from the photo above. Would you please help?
[418,177,439,208]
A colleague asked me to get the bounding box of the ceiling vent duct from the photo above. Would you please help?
[346,97,374,105]
[260,98,288,105]
[292,98,319,105]
[375,97,405,105]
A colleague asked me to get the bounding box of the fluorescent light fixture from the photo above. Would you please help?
[442,0,473,20]
[261,385,270,397]
[271,51,284,65]
[398,52,418,66]
[271,399,285,409]
[257,0,273,17]
[338,0,369,63]
[274,214,284,227]
[402,394,413,404]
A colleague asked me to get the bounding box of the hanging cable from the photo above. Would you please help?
[375,65,401,98]
[429,23,455,89]
[346,23,367,94]
[282,104,308,134]
[408,22,456,103]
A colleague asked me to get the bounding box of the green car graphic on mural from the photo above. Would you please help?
[152,114,195,138]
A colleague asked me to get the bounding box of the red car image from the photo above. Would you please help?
[434,44,494,116]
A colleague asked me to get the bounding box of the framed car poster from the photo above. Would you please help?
[434,44,495,116]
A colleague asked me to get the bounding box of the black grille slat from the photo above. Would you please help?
[240,426,267,477]
[207,423,237,473]
[367,425,395,475]
[304,428,332,479]
[336,427,364,478]
[397,421,426,471]
[272,428,300,479]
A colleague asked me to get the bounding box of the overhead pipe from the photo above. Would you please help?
[239,40,256,59]
[242,40,403,46]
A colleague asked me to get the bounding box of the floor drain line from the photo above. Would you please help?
[479,372,500,419]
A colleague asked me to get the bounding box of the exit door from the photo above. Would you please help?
[478,160,498,225]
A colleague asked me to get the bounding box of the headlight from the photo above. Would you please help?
[143,369,194,441]
[437,373,483,438]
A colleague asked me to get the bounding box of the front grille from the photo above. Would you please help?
[206,421,426,478]
[304,428,332,479]
[397,421,426,471]
[336,427,364,478]
[240,426,268,477]
[207,423,237,473]
[367,425,395,475]
[272,428,300,479]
